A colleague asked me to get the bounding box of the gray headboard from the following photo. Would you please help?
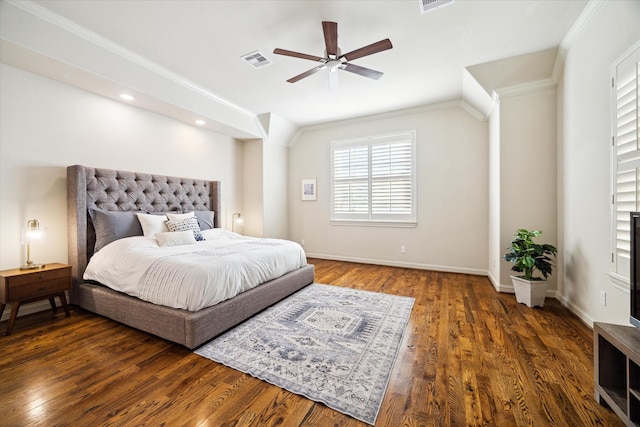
[67,165,221,304]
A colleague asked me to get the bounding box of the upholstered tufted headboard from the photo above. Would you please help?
[67,165,221,304]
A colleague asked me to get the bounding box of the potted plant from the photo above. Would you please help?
[502,229,557,307]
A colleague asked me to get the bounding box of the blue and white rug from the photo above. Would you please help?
[195,283,414,425]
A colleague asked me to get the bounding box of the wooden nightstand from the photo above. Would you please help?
[0,263,72,335]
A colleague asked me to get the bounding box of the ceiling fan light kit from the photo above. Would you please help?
[273,21,392,85]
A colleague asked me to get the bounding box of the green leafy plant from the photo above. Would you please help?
[502,229,557,280]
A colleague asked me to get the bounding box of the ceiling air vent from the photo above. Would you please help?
[419,0,454,14]
[241,51,272,69]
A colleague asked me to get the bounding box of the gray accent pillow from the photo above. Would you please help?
[89,208,144,252]
[193,210,215,230]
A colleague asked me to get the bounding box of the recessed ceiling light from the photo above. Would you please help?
[119,93,135,101]
[195,119,206,126]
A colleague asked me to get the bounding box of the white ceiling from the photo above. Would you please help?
[9,0,588,130]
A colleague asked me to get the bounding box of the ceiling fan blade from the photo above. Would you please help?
[340,38,393,62]
[342,63,384,80]
[287,65,325,83]
[273,48,325,62]
[322,21,338,57]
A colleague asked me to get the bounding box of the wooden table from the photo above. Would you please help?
[0,263,72,335]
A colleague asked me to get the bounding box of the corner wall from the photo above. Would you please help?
[559,0,640,325]
[497,88,558,292]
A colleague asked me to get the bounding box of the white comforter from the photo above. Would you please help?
[83,229,307,311]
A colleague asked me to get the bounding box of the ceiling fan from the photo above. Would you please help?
[273,21,393,87]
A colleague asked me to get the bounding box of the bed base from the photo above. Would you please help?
[78,264,314,349]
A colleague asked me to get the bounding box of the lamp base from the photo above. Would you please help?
[20,262,45,270]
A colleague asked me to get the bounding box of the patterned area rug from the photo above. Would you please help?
[195,283,414,425]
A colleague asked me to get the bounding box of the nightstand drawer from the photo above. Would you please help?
[7,267,70,287]
[8,277,70,300]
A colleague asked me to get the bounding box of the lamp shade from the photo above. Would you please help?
[21,219,45,270]
[232,212,244,232]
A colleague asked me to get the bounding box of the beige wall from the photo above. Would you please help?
[0,64,242,270]
[240,139,263,237]
[497,88,558,291]
[560,0,640,325]
[263,141,289,239]
[288,105,489,274]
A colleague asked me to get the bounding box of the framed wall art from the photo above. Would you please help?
[301,178,317,201]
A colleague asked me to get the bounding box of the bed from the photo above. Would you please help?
[67,165,314,349]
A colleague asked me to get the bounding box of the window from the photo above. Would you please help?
[331,131,416,225]
[612,45,640,281]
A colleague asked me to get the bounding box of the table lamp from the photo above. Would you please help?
[21,219,45,270]
[232,212,244,232]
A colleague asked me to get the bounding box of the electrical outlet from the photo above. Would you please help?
[301,239,305,246]
[600,290,607,306]
[400,245,406,254]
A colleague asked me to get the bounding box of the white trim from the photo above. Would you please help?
[306,252,488,276]
[458,100,486,121]
[487,270,502,291]
[555,292,596,327]
[296,99,482,137]
[551,0,606,83]
[482,92,501,122]
[607,272,631,293]
[494,79,557,99]
[330,220,417,228]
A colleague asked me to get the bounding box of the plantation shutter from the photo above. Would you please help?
[613,47,640,279]
[333,143,369,220]
[371,135,413,217]
[331,131,416,224]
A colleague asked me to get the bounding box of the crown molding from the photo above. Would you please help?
[494,78,557,99]
[296,99,478,135]
[551,0,606,83]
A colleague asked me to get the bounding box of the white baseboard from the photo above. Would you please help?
[487,271,514,293]
[554,291,594,327]
[308,256,573,309]
[305,252,489,276]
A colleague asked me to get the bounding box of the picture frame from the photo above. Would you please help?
[301,178,317,201]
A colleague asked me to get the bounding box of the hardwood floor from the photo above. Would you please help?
[0,259,624,426]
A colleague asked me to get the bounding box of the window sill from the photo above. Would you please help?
[330,220,417,228]
[607,272,630,293]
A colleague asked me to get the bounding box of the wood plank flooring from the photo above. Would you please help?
[0,259,624,426]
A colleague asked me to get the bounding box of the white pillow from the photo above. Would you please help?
[166,212,195,221]
[156,230,197,247]
[136,213,169,237]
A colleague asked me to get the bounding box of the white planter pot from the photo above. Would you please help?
[510,275,548,308]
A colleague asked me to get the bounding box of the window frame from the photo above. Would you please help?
[330,130,417,227]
